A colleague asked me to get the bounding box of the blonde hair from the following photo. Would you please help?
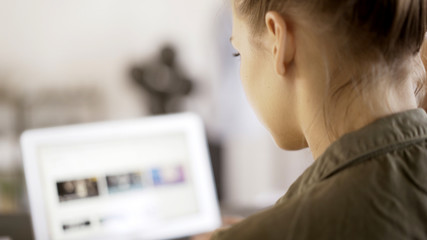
[235,0,427,139]
[235,0,426,60]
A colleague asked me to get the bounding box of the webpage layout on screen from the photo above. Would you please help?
[37,132,199,240]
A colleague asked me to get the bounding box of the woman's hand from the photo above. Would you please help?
[190,216,244,240]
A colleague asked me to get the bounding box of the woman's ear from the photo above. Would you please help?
[265,11,295,77]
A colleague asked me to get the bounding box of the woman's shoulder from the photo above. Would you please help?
[273,135,427,239]
[213,153,427,240]
[213,109,427,240]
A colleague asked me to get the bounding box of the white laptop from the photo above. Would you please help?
[21,113,221,240]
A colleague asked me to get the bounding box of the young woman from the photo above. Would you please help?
[195,0,427,239]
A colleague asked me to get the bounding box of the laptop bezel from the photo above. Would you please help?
[21,112,221,240]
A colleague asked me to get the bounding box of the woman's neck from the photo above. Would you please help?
[302,80,418,160]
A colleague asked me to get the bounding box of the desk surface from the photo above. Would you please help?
[0,213,34,240]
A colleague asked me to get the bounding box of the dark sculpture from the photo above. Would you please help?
[130,45,193,115]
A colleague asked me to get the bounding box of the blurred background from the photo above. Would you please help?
[0,0,313,225]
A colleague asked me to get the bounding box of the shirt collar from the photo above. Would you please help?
[288,108,427,196]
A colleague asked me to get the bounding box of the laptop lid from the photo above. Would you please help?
[21,113,221,240]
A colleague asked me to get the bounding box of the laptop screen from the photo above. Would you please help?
[35,131,201,239]
[37,132,199,239]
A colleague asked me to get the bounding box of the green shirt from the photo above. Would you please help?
[212,108,427,240]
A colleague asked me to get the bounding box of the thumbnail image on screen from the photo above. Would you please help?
[106,172,146,193]
[152,166,185,185]
[56,178,99,202]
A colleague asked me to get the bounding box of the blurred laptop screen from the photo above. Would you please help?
[38,132,199,239]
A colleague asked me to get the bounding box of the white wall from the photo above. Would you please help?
[0,0,223,125]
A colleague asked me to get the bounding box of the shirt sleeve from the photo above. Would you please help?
[210,200,303,240]
[210,163,403,240]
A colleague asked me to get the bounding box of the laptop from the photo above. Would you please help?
[21,113,221,240]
